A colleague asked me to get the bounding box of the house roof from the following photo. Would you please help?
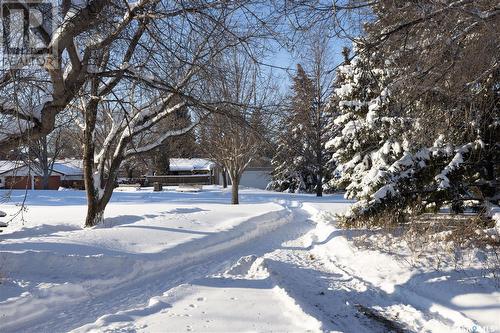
[169,158,215,171]
[1,158,214,176]
[0,160,23,175]
[52,160,83,175]
[0,159,83,176]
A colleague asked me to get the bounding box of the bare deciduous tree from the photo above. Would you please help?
[65,1,278,226]
[200,53,275,204]
[27,129,64,190]
[0,0,164,151]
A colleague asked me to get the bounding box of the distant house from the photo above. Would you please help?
[144,158,217,186]
[237,166,273,190]
[0,159,84,190]
[0,157,272,190]
[143,158,272,189]
[56,159,85,189]
[216,158,273,190]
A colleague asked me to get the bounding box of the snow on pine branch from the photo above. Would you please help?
[340,137,486,221]
[434,139,484,190]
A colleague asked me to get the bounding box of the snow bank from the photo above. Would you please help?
[1,189,497,333]
[296,203,500,333]
[0,188,298,332]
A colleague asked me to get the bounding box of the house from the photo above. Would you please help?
[237,166,273,189]
[56,159,85,189]
[0,159,84,190]
[216,158,273,190]
[143,158,272,189]
[0,157,272,190]
[144,158,216,186]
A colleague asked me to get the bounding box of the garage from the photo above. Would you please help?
[0,161,64,190]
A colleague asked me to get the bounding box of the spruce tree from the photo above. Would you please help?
[269,64,331,194]
[325,44,413,225]
[327,30,498,227]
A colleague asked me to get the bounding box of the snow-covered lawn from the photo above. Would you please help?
[0,187,498,332]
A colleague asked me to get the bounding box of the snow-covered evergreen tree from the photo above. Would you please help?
[326,40,499,227]
[269,64,331,194]
[325,45,412,224]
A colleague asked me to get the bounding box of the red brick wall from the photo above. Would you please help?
[4,175,62,190]
[34,176,61,190]
[5,176,31,189]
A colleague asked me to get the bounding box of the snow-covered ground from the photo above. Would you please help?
[0,187,498,332]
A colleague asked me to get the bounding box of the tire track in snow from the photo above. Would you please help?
[73,254,324,333]
[5,202,314,333]
[258,246,393,332]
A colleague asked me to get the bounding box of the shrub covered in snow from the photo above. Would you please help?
[326,42,499,228]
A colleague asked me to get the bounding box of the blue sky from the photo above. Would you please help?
[261,38,348,93]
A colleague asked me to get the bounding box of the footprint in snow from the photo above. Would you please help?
[196,297,205,302]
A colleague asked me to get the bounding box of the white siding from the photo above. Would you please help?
[240,170,271,189]
[220,169,272,190]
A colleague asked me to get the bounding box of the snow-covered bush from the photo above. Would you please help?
[326,41,499,228]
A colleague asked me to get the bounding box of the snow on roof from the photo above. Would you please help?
[169,158,215,171]
[0,160,24,174]
[52,160,83,175]
[57,159,84,170]
[1,158,212,175]
[0,159,83,176]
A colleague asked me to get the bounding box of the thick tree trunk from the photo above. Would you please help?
[84,178,116,227]
[316,172,323,197]
[85,198,105,227]
[231,175,240,204]
[83,156,104,227]
[82,99,127,227]
[83,99,100,227]
[41,170,50,190]
[83,158,121,227]
[231,181,239,204]
[222,169,228,188]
